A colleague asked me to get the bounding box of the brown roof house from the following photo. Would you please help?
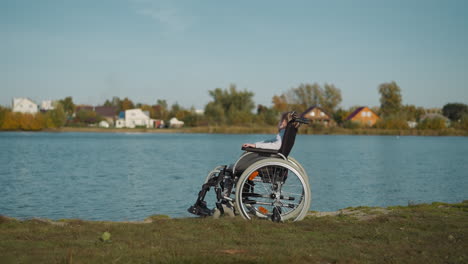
[346,107,380,126]
[95,106,118,126]
[301,106,334,127]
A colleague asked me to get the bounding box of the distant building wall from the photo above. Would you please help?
[346,107,380,126]
[116,109,154,128]
[302,106,333,127]
[12,98,38,114]
[40,100,55,111]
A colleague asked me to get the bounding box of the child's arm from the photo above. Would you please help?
[253,134,282,150]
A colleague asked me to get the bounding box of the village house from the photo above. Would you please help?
[75,105,94,113]
[345,106,380,126]
[95,106,117,126]
[169,117,184,128]
[12,98,38,114]
[40,100,55,111]
[301,106,333,127]
[115,108,155,128]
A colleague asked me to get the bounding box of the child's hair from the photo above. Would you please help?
[281,111,301,129]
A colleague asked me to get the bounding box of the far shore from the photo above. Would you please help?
[6,126,467,136]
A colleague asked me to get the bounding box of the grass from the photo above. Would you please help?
[1,201,467,263]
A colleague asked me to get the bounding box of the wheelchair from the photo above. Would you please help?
[188,114,311,222]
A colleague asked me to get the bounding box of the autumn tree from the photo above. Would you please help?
[0,106,8,126]
[272,95,289,113]
[153,99,169,120]
[0,111,44,131]
[120,97,135,111]
[378,81,402,117]
[140,104,155,119]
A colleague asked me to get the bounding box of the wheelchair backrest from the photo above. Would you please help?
[278,121,298,157]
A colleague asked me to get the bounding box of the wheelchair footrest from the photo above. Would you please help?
[187,201,213,217]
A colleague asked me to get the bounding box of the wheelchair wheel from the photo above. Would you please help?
[288,156,308,181]
[234,158,311,221]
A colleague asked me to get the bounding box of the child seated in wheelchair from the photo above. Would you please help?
[242,112,290,150]
[188,111,308,221]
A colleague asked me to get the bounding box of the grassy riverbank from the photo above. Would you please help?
[1,201,467,263]
[40,126,468,136]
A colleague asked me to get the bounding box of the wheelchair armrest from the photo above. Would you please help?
[241,147,279,155]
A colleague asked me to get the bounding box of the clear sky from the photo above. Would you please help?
[1,0,467,110]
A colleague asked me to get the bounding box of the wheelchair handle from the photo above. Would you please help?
[292,117,310,124]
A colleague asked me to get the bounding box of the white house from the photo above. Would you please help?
[407,121,418,129]
[169,117,184,128]
[115,109,155,128]
[12,98,38,114]
[40,100,55,111]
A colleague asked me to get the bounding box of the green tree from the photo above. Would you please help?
[103,96,122,114]
[378,81,402,117]
[257,105,279,126]
[442,103,468,121]
[75,110,102,125]
[44,103,66,128]
[322,84,342,114]
[205,84,255,125]
[205,103,225,124]
[287,83,323,113]
[459,114,468,130]
[272,83,342,115]
[59,96,75,118]
[333,108,350,125]
[401,105,426,122]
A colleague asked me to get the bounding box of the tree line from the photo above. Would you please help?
[1,81,467,131]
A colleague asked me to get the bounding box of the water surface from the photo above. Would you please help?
[0,132,466,221]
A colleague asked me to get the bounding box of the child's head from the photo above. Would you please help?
[278,112,289,130]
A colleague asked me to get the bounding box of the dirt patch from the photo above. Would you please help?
[219,249,248,255]
[307,207,391,221]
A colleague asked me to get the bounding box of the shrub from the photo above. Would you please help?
[417,117,446,129]
[343,120,362,129]
[452,114,468,131]
[375,116,409,129]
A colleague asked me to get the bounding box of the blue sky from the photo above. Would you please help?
[1,0,467,110]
